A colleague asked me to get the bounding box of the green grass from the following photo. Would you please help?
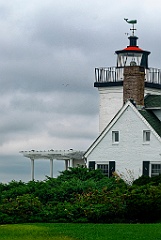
[1,223,161,240]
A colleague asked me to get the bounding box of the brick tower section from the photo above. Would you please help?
[123,66,145,106]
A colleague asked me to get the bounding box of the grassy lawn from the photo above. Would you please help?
[1,223,161,240]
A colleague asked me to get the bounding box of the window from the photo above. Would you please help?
[143,130,150,142]
[97,164,109,176]
[96,161,115,177]
[151,164,161,177]
[143,162,161,177]
[112,131,119,143]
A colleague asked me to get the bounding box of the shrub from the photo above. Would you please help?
[1,168,161,224]
[125,184,161,223]
[0,194,43,223]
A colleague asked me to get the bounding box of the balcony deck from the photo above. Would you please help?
[94,67,161,89]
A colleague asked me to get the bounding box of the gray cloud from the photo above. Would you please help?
[0,0,161,182]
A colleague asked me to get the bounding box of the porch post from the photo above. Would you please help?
[31,158,35,181]
[69,159,74,168]
[50,159,53,178]
[65,160,70,170]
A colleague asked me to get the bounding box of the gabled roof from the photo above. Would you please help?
[139,109,161,137]
[84,100,161,158]
[144,94,161,109]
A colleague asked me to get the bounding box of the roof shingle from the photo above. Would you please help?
[144,94,161,108]
[139,109,161,137]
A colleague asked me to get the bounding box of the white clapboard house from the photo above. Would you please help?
[84,24,161,180]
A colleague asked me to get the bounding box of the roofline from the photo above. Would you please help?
[94,81,161,89]
[84,101,161,158]
[20,149,85,160]
[115,49,150,55]
[84,101,132,158]
[145,107,161,110]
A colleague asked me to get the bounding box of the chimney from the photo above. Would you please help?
[123,66,145,106]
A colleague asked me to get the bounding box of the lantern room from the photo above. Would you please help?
[115,35,150,69]
[115,19,150,69]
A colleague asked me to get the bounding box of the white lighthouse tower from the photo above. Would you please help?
[95,19,161,133]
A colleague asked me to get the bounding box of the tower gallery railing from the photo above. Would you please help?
[95,67,161,86]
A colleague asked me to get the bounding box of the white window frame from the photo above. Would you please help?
[112,131,119,144]
[143,130,150,143]
[96,161,109,177]
[150,162,161,177]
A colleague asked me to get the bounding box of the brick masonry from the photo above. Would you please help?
[123,66,145,105]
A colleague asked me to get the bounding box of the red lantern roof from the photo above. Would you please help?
[124,46,143,51]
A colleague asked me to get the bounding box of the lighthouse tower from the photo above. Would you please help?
[95,19,161,133]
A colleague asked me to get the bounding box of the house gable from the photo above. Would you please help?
[84,100,161,180]
[84,101,161,159]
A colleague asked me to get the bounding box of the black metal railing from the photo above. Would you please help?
[95,67,161,86]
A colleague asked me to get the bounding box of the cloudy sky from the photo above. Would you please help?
[0,0,161,183]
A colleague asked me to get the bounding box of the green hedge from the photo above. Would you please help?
[1,167,161,223]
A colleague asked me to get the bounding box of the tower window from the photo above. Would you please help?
[143,130,150,142]
[112,131,119,143]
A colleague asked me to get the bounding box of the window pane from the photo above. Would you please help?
[112,131,119,143]
[115,132,119,142]
[97,164,109,176]
[146,131,150,141]
[143,130,150,142]
[151,164,161,177]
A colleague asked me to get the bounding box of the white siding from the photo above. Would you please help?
[73,159,85,167]
[98,86,123,133]
[87,105,161,180]
[97,86,161,134]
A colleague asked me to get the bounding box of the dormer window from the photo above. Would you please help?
[143,130,150,142]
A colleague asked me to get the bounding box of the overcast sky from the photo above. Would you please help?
[0,0,161,183]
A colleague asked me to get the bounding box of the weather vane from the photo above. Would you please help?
[124,18,137,36]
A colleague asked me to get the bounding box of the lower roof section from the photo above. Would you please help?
[20,149,85,160]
